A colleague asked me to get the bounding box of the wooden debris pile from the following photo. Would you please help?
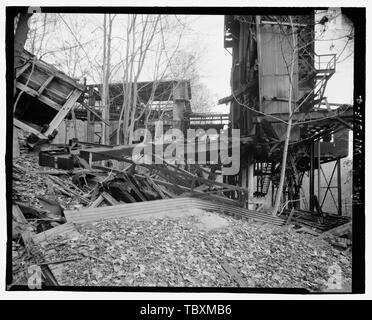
[11,148,352,290]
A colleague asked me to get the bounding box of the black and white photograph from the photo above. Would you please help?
[3,3,365,297]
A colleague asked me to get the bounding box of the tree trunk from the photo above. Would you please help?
[272,16,296,216]
[14,13,32,95]
[101,14,113,145]
[101,14,108,144]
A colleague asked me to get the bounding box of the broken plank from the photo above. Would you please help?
[78,101,110,126]
[44,89,83,137]
[13,205,28,225]
[32,223,80,245]
[158,184,177,198]
[148,171,185,194]
[124,174,147,201]
[49,179,74,197]
[13,119,47,140]
[34,169,69,176]
[48,175,90,204]
[89,194,105,208]
[318,222,352,239]
[101,192,120,205]
[144,174,167,199]
[193,184,210,192]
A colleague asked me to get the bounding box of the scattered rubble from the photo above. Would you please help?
[11,143,352,291]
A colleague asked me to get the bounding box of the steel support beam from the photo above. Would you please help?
[337,158,342,216]
[309,142,315,211]
[317,140,321,205]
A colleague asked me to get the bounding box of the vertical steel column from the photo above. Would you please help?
[247,154,255,210]
[309,142,315,211]
[337,158,342,216]
[317,140,321,205]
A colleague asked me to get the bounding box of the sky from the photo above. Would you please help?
[26,11,353,112]
[186,16,231,106]
[314,9,354,105]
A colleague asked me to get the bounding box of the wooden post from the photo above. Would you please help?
[44,89,82,137]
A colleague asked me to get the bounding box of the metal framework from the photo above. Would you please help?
[221,13,353,217]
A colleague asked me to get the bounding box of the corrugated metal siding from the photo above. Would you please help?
[259,23,300,140]
[260,24,299,115]
[64,197,284,226]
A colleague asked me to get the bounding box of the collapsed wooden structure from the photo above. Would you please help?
[13,50,195,147]
[14,49,85,143]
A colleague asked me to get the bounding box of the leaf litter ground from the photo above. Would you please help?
[37,213,351,291]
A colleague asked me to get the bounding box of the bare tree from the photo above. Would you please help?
[270,11,354,215]
[169,51,215,113]
[272,16,296,216]
[102,14,115,144]
[115,15,188,145]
